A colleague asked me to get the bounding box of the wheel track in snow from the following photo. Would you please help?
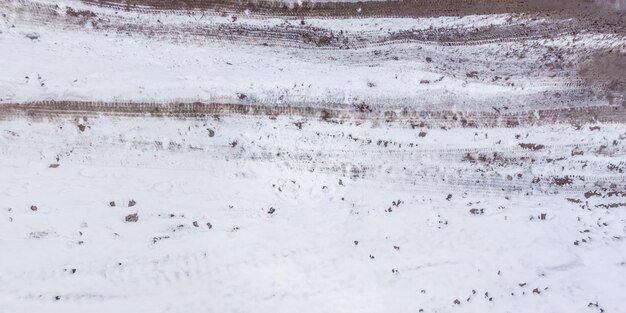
[3,101,626,127]
[2,110,624,196]
[78,0,626,21]
[3,250,222,294]
[4,0,622,106]
[5,0,622,50]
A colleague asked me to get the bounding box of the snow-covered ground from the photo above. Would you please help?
[1,0,625,312]
[1,115,625,313]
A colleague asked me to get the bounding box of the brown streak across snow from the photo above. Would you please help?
[2,101,625,128]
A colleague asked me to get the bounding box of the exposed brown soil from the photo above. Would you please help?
[579,50,626,102]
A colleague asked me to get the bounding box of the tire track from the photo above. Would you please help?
[3,101,626,127]
[5,0,622,50]
[4,0,622,107]
[2,109,624,196]
[80,0,625,19]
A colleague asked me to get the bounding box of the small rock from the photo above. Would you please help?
[29,231,48,238]
[25,32,40,40]
[78,124,86,132]
[49,164,60,168]
[109,201,116,207]
[192,221,199,227]
[469,208,484,215]
[453,299,461,305]
[267,207,275,214]
[206,222,213,229]
[125,213,138,222]
[128,199,136,207]
[571,147,584,156]
[466,71,479,79]
[30,205,38,211]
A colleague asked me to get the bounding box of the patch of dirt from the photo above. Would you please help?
[579,50,626,104]
[66,7,96,18]
[596,202,626,208]
[553,176,573,186]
